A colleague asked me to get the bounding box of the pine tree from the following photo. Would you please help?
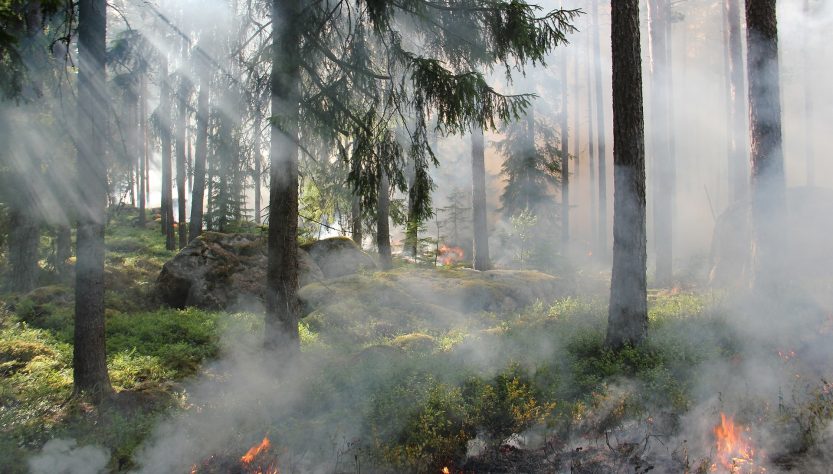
[606,0,648,349]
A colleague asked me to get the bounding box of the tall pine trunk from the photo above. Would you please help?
[265,0,302,353]
[726,0,748,203]
[560,50,570,244]
[74,0,113,400]
[253,98,263,224]
[189,64,209,241]
[8,208,39,293]
[138,74,147,227]
[802,0,814,186]
[176,78,188,249]
[377,167,393,270]
[746,0,786,293]
[586,39,598,251]
[471,127,490,270]
[606,0,648,349]
[649,0,674,286]
[592,0,608,258]
[56,224,72,279]
[351,194,362,245]
[159,56,176,250]
[405,168,418,258]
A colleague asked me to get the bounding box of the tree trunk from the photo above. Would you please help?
[586,43,598,252]
[649,0,674,286]
[572,36,581,183]
[176,78,188,249]
[471,127,490,270]
[606,0,648,349]
[592,0,608,258]
[138,73,146,227]
[405,169,419,258]
[746,0,786,293]
[8,208,39,293]
[802,0,814,186]
[56,224,72,279]
[74,0,113,401]
[253,100,263,224]
[265,0,302,354]
[560,50,570,244]
[159,56,176,250]
[377,167,393,270]
[351,194,362,245]
[727,0,748,203]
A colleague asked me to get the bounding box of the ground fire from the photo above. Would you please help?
[711,413,762,473]
[189,436,279,474]
[438,244,465,266]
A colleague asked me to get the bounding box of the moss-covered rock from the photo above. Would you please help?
[157,234,374,309]
[301,236,377,278]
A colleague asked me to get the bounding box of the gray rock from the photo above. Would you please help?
[157,232,327,309]
[301,237,377,278]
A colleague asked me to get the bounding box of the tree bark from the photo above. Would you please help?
[377,167,393,270]
[746,0,786,293]
[727,0,748,203]
[351,194,362,245]
[586,36,598,252]
[8,208,39,293]
[560,50,570,244]
[606,0,648,349]
[265,0,302,354]
[592,0,608,258]
[471,127,490,270]
[56,224,72,279]
[176,77,188,249]
[74,0,113,400]
[802,0,814,186]
[138,73,146,227]
[649,0,674,286]
[189,65,208,242]
[159,56,176,250]
[405,169,419,258]
[253,97,263,224]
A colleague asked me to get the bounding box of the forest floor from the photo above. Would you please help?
[1,209,833,473]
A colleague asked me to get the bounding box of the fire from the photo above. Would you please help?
[438,244,464,265]
[241,437,271,464]
[711,413,761,473]
[441,467,451,474]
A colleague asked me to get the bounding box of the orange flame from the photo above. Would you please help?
[241,437,271,464]
[712,413,759,473]
[441,468,450,474]
[439,244,464,265]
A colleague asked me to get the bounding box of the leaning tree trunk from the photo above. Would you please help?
[726,0,748,203]
[746,0,786,294]
[74,0,113,401]
[606,0,648,349]
[8,208,39,293]
[159,56,176,250]
[471,126,491,270]
[176,78,188,249]
[592,0,608,258]
[649,0,674,286]
[560,50,570,245]
[189,64,208,242]
[264,0,302,354]
[377,167,393,270]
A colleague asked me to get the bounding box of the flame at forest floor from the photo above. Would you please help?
[711,413,764,473]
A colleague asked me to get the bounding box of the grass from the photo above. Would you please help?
[1,209,832,472]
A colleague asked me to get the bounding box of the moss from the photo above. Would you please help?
[390,333,436,353]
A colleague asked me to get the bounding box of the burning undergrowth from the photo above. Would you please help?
[117,286,831,473]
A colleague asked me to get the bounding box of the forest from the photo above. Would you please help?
[0,0,831,472]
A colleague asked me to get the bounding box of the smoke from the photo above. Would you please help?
[28,438,110,474]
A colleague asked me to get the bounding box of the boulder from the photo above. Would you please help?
[301,237,377,278]
[157,232,326,309]
[709,186,833,286]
